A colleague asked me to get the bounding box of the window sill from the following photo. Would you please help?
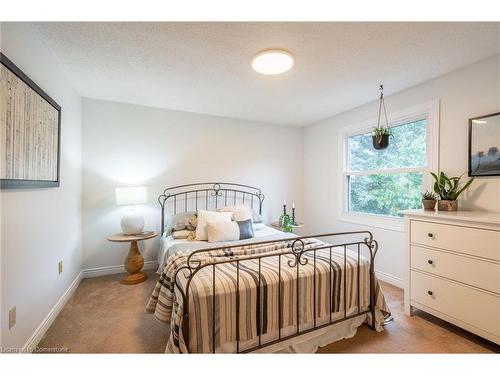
[338,212,404,232]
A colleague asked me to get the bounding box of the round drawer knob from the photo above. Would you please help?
[427,290,433,296]
[427,233,434,238]
[427,259,434,265]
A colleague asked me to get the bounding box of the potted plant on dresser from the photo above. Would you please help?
[421,190,438,210]
[430,171,474,211]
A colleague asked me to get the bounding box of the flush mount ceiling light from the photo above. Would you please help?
[252,50,294,75]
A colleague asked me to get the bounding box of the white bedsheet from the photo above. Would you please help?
[157,225,288,273]
[237,314,368,353]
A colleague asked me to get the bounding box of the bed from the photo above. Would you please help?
[147,183,391,353]
[157,223,294,273]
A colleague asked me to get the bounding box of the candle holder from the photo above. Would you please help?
[279,204,288,228]
[292,207,296,225]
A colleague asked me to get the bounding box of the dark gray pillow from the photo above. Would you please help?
[237,219,254,240]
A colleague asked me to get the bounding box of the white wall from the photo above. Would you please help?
[304,55,500,286]
[0,23,82,348]
[82,98,304,271]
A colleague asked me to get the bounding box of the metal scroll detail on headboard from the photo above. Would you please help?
[158,183,265,236]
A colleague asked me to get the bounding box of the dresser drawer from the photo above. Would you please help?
[411,245,500,294]
[411,271,500,338]
[410,220,500,261]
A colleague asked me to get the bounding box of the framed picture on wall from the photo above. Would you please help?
[468,112,500,177]
[1,52,61,189]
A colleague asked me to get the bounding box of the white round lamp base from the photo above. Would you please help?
[121,211,145,234]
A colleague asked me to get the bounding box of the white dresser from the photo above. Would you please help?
[403,209,500,345]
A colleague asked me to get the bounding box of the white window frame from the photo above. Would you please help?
[337,98,440,232]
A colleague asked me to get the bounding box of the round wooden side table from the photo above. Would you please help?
[107,231,157,285]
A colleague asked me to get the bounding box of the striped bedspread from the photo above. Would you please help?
[146,238,390,353]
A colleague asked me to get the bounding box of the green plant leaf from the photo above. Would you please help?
[433,181,440,195]
[455,177,474,198]
[429,171,473,201]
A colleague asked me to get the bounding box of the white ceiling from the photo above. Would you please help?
[35,22,500,126]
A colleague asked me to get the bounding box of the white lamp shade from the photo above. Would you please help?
[115,186,147,206]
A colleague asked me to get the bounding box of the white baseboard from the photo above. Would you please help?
[23,270,83,352]
[375,269,404,289]
[82,260,158,279]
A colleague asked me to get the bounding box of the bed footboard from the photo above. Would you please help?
[171,231,382,353]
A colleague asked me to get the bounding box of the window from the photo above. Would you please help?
[348,119,427,216]
[339,100,439,231]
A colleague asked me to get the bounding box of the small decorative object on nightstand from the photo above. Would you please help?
[291,201,297,225]
[107,231,157,285]
[273,200,303,233]
[278,200,288,228]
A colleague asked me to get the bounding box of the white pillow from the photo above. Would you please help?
[217,205,252,221]
[195,210,233,241]
[206,221,240,243]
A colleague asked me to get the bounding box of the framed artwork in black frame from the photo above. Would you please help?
[468,112,500,177]
[0,52,61,189]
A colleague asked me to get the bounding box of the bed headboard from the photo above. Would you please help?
[158,182,265,236]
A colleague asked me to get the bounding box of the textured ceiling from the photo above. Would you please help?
[35,22,500,125]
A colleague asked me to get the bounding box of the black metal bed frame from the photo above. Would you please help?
[158,183,380,353]
[159,182,264,237]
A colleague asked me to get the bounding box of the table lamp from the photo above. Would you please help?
[115,186,147,234]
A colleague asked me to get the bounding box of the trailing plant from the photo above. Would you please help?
[430,171,474,201]
[372,126,393,143]
[421,190,438,200]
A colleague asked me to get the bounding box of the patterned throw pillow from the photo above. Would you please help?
[171,229,194,239]
[165,211,197,235]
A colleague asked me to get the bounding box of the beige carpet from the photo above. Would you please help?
[37,270,170,353]
[37,271,499,353]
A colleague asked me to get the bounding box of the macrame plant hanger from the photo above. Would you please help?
[377,84,389,130]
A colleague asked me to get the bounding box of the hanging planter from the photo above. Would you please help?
[372,84,393,150]
[372,133,390,149]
